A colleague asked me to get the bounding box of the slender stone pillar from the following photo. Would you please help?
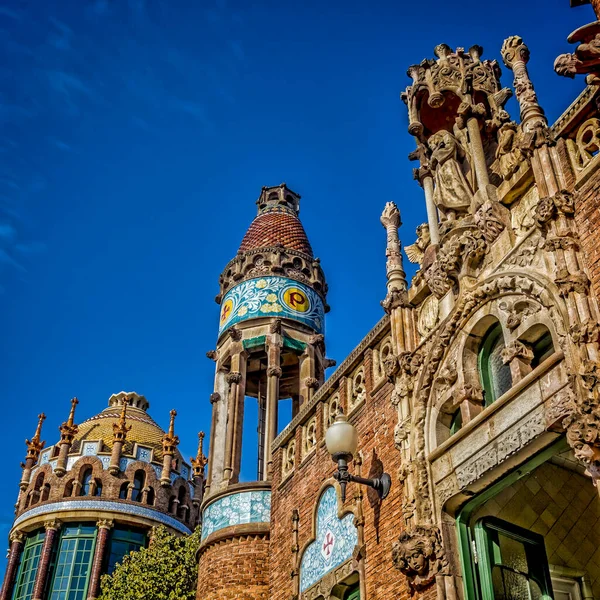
[160,410,179,487]
[0,531,25,600]
[421,173,440,245]
[32,520,61,600]
[223,352,247,483]
[109,400,131,475]
[264,339,281,480]
[20,414,46,491]
[86,519,113,600]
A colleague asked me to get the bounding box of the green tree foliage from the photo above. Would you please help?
[98,526,201,600]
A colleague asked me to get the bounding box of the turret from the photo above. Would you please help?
[54,398,79,477]
[160,410,179,486]
[109,398,131,475]
[19,414,46,491]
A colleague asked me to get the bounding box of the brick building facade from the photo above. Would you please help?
[4,2,600,600]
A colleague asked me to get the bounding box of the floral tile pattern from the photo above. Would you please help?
[299,486,358,593]
[201,490,271,540]
[218,276,324,336]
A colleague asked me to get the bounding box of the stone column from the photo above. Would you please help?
[501,36,547,134]
[86,519,113,600]
[32,520,61,600]
[298,346,316,406]
[109,400,131,475]
[418,168,440,245]
[223,352,247,483]
[264,337,282,480]
[0,531,25,600]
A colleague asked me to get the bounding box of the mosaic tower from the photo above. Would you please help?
[197,184,331,599]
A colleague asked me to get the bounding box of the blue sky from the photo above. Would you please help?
[0,0,591,568]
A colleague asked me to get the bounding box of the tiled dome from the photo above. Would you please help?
[238,207,313,257]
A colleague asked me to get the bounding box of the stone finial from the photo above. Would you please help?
[25,413,46,461]
[191,431,208,479]
[501,36,547,133]
[380,202,408,313]
[112,399,132,441]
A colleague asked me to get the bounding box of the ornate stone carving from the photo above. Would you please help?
[302,416,318,458]
[498,299,540,331]
[555,269,590,297]
[434,360,457,394]
[555,22,600,85]
[392,524,449,590]
[206,350,217,361]
[571,118,600,170]
[535,190,575,228]
[209,392,221,404]
[228,327,243,342]
[226,372,242,385]
[429,131,473,221]
[495,121,526,179]
[304,377,320,389]
[474,199,507,243]
[347,367,366,411]
[324,393,340,429]
[323,358,337,369]
[282,439,296,478]
[383,353,400,381]
[267,366,283,378]
[501,36,547,134]
[97,519,114,530]
[501,340,534,365]
[417,295,440,338]
[269,318,282,334]
[570,320,600,344]
[405,224,431,266]
[381,202,408,311]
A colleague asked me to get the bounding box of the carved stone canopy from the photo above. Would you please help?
[402,44,511,142]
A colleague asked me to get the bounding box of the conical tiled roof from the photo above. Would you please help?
[238,206,313,257]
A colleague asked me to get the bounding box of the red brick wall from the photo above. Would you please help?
[197,529,270,600]
[268,350,414,600]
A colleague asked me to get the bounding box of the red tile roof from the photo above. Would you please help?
[239,209,313,257]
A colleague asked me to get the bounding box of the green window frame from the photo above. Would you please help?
[48,524,97,600]
[478,323,512,406]
[12,530,45,600]
[106,527,147,575]
[344,585,361,600]
[474,517,554,600]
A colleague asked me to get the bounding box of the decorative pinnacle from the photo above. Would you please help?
[191,431,208,478]
[25,413,46,460]
[59,397,79,442]
[67,397,79,427]
[162,409,180,452]
[113,397,132,439]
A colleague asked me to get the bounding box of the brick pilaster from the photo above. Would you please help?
[86,520,113,600]
[0,531,26,600]
[32,520,61,600]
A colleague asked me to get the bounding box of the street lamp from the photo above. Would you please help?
[325,412,392,502]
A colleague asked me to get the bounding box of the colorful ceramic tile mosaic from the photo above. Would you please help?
[14,500,192,534]
[218,276,324,336]
[299,486,358,592]
[201,490,271,540]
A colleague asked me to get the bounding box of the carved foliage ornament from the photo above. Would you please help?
[392,524,449,590]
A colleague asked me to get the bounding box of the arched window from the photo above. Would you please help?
[94,478,103,497]
[146,486,155,506]
[80,468,93,496]
[119,482,129,500]
[177,485,187,519]
[168,496,177,514]
[64,480,74,498]
[41,484,50,502]
[131,470,145,502]
[478,323,512,405]
[530,328,555,369]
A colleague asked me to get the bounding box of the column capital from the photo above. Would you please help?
[226,371,242,385]
[9,530,25,544]
[43,519,61,532]
[267,366,283,378]
[96,519,114,530]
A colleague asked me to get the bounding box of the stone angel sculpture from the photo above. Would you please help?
[404,224,431,266]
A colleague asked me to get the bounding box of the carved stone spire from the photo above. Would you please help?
[380,202,408,313]
[191,431,208,480]
[19,414,46,490]
[54,398,79,477]
[109,397,132,475]
[501,36,547,133]
[160,410,180,486]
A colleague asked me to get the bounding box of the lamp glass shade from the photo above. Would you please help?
[325,415,359,458]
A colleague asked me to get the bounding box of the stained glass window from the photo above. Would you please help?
[12,530,44,600]
[48,524,97,600]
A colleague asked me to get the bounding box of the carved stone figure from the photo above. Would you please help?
[392,524,448,590]
[429,131,473,220]
[405,224,432,265]
[555,22,600,85]
[495,121,524,179]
